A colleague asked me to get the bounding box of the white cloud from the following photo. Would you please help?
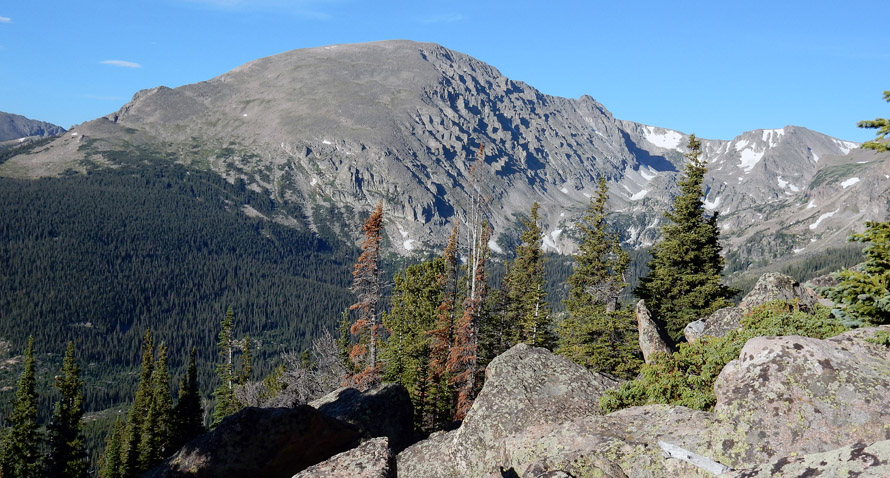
[0,17,11,23]
[101,60,142,69]
[420,13,464,24]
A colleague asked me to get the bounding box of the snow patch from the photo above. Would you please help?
[560,212,565,217]
[242,113,248,117]
[542,229,563,252]
[322,140,332,145]
[488,239,503,254]
[812,151,820,163]
[630,189,648,201]
[738,148,765,172]
[809,209,839,230]
[841,177,860,188]
[310,177,318,186]
[703,196,721,210]
[761,128,786,146]
[561,187,569,194]
[806,200,817,209]
[403,239,416,251]
[834,139,858,155]
[639,168,656,181]
[70,132,78,136]
[734,139,749,152]
[644,126,683,150]
[777,176,800,192]
[793,248,806,254]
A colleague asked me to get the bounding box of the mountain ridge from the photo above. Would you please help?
[1,40,886,272]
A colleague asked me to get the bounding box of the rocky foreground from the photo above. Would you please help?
[145,274,890,477]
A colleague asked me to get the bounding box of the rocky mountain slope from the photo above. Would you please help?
[1,40,886,271]
[0,111,65,143]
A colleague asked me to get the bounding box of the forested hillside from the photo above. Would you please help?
[0,152,357,413]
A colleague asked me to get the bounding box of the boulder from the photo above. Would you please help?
[635,299,673,362]
[397,344,620,477]
[686,272,822,342]
[143,406,359,478]
[721,439,890,478]
[714,326,890,459]
[684,307,743,343]
[309,383,414,452]
[292,437,394,478]
[498,405,736,478]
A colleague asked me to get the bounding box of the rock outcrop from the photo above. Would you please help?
[635,299,673,363]
[714,326,890,459]
[721,439,890,478]
[292,437,394,478]
[144,406,359,478]
[310,383,414,452]
[397,344,620,477]
[685,273,822,342]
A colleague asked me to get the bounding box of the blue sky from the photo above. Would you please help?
[1,1,887,142]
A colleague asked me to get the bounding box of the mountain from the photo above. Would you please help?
[1,40,886,273]
[0,111,66,143]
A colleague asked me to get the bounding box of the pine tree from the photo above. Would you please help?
[449,223,490,420]
[822,220,890,325]
[504,202,552,348]
[556,177,642,379]
[348,201,385,389]
[858,90,890,152]
[427,225,461,429]
[98,418,125,478]
[381,257,446,430]
[212,308,240,427]
[634,135,737,343]
[44,341,89,478]
[139,343,173,469]
[121,330,154,477]
[0,337,42,478]
[171,347,204,451]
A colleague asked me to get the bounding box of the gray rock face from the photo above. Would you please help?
[0,111,65,142]
[397,344,620,477]
[635,299,673,362]
[721,440,890,478]
[309,383,414,453]
[714,326,890,459]
[292,437,394,478]
[3,41,884,275]
[686,272,822,342]
[143,406,359,478]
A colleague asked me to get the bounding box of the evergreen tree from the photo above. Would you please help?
[427,225,461,429]
[822,220,890,325]
[504,203,552,348]
[44,341,89,478]
[449,223,490,420]
[858,90,890,152]
[139,343,173,469]
[171,347,204,451]
[348,201,385,389]
[212,308,239,427]
[381,258,446,430]
[0,337,42,478]
[634,135,737,342]
[98,418,125,478]
[121,330,154,478]
[556,178,642,379]
[336,309,357,378]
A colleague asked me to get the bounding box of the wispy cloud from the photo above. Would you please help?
[420,13,464,24]
[0,16,11,23]
[101,60,142,69]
